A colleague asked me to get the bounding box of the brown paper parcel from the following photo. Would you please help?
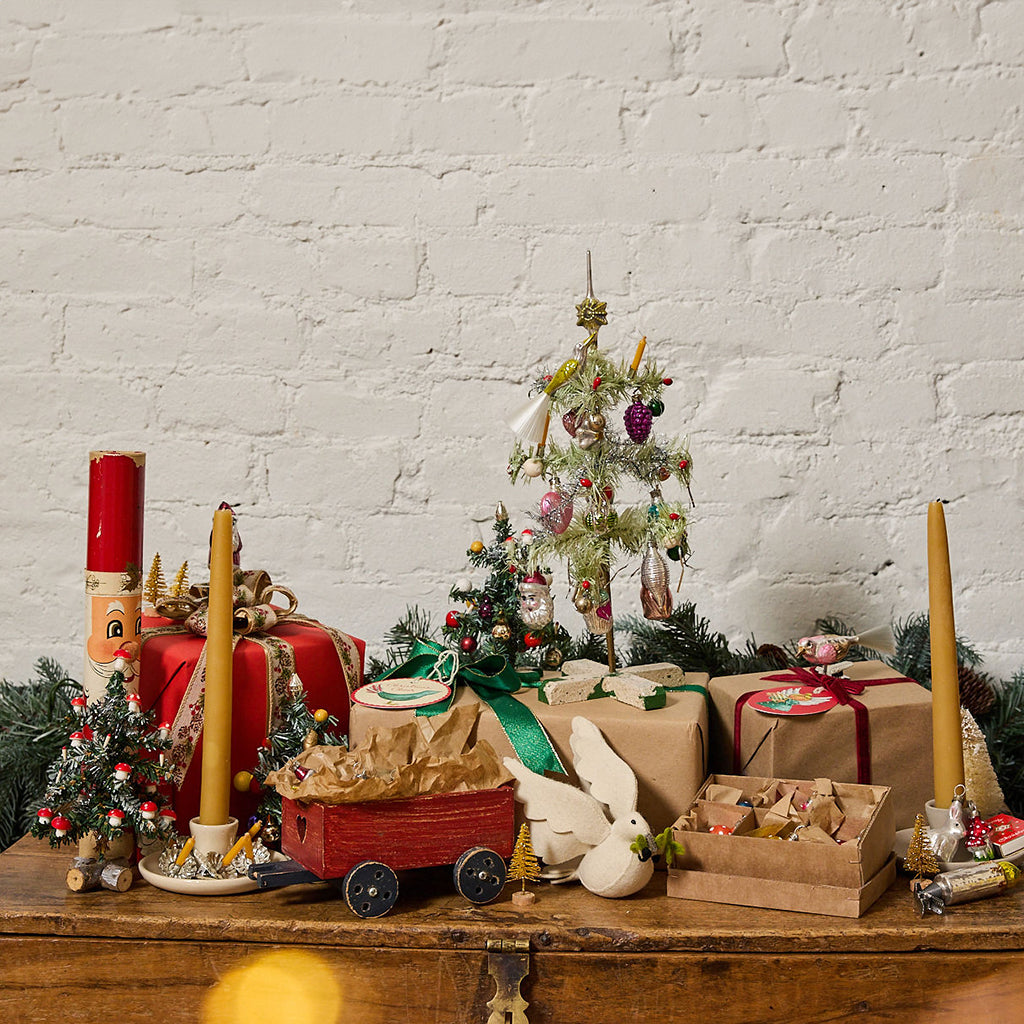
[668,774,896,918]
[708,660,932,829]
[267,703,513,804]
[347,666,710,832]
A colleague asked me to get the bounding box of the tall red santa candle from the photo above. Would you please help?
[84,451,145,699]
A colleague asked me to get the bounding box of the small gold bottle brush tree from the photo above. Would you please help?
[507,253,693,673]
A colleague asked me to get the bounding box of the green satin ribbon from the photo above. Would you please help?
[375,639,565,775]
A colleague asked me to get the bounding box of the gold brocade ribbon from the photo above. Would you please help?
[143,571,362,788]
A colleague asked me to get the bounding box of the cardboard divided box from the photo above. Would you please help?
[668,774,896,918]
[708,660,932,829]
[348,665,709,835]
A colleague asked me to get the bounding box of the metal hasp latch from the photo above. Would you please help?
[485,937,530,1024]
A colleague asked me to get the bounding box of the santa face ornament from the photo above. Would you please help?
[518,573,554,627]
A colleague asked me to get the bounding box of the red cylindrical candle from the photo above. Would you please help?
[87,451,146,571]
[84,451,146,699]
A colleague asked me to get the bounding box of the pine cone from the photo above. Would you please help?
[958,665,997,717]
[756,644,790,669]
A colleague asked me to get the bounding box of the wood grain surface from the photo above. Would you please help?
[3,837,1024,1023]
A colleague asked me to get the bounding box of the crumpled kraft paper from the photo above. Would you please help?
[266,703,513,805]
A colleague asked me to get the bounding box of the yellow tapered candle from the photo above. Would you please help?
[927,500,965,808]
[199,507,234,826]
[629,336,647,377]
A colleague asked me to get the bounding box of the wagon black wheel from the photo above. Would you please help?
[453,846,507,905]
[342,861,399,918]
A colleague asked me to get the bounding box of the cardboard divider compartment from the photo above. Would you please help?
[667,773,896,918]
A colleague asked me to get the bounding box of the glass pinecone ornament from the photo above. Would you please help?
[623,398,653,443]
[958,665,996,717]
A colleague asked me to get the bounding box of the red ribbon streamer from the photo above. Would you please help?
[733,668,909,785]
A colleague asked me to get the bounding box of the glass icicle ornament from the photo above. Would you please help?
[640,541,673,620]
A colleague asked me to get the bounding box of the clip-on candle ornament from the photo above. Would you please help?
[506,253,693,676]
[84,451,146,700]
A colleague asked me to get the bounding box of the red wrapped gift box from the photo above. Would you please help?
[140,615,363,829]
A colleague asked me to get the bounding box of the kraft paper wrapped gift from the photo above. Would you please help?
[668,773,896,917]
[348,666,710,834]
[708,660,932,829]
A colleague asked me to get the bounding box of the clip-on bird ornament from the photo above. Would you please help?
[503,716,658,899]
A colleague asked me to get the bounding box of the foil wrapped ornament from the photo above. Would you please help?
[562,409,580,437]
[518,571,554,627]
[539,490,574,534]
[640,541,673,620]
[623,398,653,443]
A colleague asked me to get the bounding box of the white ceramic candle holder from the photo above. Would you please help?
[188,816,239,859]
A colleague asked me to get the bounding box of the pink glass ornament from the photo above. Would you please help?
[539,490,574,534]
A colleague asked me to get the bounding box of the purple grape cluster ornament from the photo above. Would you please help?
[623,399,653,442]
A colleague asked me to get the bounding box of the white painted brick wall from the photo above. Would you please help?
[2,1,1024,686]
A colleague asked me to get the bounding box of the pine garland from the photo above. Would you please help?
[6,605,1024,849]
[0,659,77,852]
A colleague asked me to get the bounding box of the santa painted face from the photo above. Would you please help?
[518,574,554,628]
[86,594,142,686]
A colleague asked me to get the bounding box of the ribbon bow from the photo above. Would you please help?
[762,665,866,705]
[154,569,298,637]
[376,638,565,775]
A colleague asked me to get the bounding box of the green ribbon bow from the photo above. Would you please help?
[375,639,565,775]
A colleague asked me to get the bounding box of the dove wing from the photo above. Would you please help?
[503,757,611,849]
[569,716,639,823]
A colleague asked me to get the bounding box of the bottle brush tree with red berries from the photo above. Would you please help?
[443,507,573,671]
[30,670,176,857]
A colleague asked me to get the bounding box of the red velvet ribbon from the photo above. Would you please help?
[733,668,909,784]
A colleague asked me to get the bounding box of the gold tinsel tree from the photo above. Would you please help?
[508,823,542,892]
[143,553,166,606]
[170,560,190,598]
[903,813,940,880]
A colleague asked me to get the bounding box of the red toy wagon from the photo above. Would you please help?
[250,785,515,918]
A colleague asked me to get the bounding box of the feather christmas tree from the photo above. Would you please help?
[507,254,692,673]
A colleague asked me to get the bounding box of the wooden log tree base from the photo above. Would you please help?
[65,856,134,894]
[2,837,1024,1023]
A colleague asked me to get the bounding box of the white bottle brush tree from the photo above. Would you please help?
[507,253,693,673]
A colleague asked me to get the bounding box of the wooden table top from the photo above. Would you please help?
[2,836,1023,955]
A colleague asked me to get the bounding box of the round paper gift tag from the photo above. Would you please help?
[351,678,453,710]
[745,685,839,716]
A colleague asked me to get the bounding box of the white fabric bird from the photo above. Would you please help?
[502,716,657,898]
